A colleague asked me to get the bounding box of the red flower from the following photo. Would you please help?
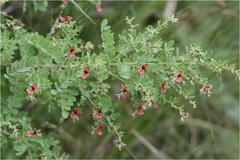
[161,83,166,93]
[151,101,159,109]
[69,46,75,53]
[138,104,144,116]
[62,0,69,5]
[121,86,128,93]
[81,67,90,79]
[176,71,183,83]
[141,63,149,70]
[59,16,72,23]
[70,108,80,119]
[31,83,38,90]
[120,86,128,101]
[27,130,37,137]
[96,1,102,13]
[26,83,38,94]
[97,110,102,120]
[97,124,103,136]
[69,46,75,58]
[138,63,149,75]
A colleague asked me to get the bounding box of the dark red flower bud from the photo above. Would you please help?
[69,46,75,53]
[73,108,80,115]
[26,83,38,94]
[83,67,90,74]
[70,108,80,119]
[176,71,183,83]
[31,83,38,91]
[161,83,166,93]
[138,104,144,116]
[81,67,90,79]
[141,63,149,70]
[27,130,37,137]
[97,110,102,120]
[97,124,103,136]
[122,86,128,93]
[59,16,72,23]
[96,1,102,13]
[62,0,69,5]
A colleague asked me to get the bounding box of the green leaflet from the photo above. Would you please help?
[98,96,112,112]
[118,63,131,79]
[101,19,116,60]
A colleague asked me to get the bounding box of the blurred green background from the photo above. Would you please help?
[1,0,239,159]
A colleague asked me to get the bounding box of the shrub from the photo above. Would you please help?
[1,14,239,158]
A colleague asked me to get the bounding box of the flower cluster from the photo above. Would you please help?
[69,46,75,58]
[27,130,37,137]
[120,86,128,101]
[95,1,103,13]
[96,109,103,136]
[137,63,149,75]
[69,108,81,119]
[176,70,183,83]
[81,67,90,79]
[26,83,38,94]
[59,15,72,23]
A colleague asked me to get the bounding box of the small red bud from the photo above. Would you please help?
[122,86,128,93]
[69,46,75,53]
[141,63,149,70]
[26,83,38,94]
[176,71,183,83]
[62,0,69,5]
[161,83,166,93]
[96,1,102,13]
[81,67,90,79]
[83,67,90,74]
[97,125,103,136]
[27,130,37,137]
[97,110,102,120]
[138,105,144,116]
[70,108,80,119]
[31,83,38,91]
[59,15,72,23]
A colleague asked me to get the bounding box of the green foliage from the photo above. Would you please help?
[1,13,239,159]
[101,19,116,60]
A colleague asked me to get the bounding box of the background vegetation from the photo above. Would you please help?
[1,0,239,159]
